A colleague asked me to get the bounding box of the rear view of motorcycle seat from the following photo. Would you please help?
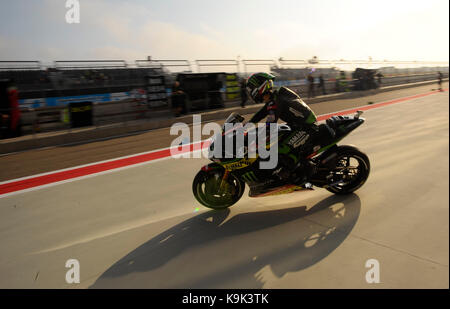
[318,123,336,140]
[326,115,349,131]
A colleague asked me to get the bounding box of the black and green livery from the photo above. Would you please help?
[192,111,371,209]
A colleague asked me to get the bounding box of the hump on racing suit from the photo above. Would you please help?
[249,86,317,129]
[275,86,317,128]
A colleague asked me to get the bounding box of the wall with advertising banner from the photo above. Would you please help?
[18,89,158,109]
[18,79,312,109]
[274,79,310,87]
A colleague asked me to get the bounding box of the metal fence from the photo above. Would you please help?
[136,59,192,73]
[195,60,240,73]
[0,61,41,71]
[1,58,448,73]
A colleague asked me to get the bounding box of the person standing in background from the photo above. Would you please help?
[307,73,315,98]
[318,74,326,95]
[0,79,21,139]
[171,81,187,117]
[376,72,384,87]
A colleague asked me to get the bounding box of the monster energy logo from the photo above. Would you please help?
[248,78,259,86]
[242,171,257,182]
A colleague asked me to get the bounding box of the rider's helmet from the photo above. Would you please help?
[246,72,275,103]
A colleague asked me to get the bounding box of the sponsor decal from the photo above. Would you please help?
[19,98,46,108]
[70,105,92,113]
[110,92,132,102]
[242,171,257,182]
[19,91,138,108]
[223,158,257,170]
[170,116,279,170]
[288,131,309,148]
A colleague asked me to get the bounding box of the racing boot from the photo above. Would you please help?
[290,159,316,188]
[272,154,295,182]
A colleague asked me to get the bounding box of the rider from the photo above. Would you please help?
[245,72,322,185]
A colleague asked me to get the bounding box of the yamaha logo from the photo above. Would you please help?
[288,131,309,148]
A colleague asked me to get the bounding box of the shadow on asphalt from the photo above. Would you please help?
[91,194,361,288]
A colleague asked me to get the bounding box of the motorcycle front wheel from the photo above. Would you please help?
[192,169,245,209]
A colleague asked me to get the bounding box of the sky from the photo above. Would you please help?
[0,0,448,64]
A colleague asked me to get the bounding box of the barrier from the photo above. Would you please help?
[54,60,127,70]
[2,78,447,154]
[196,60,239,73]
[0,61,41,71]
[9,74,446,136]
[136,59,192,73]
[0,57,447,137]
[278,59,309,68]
[242,59,277,75]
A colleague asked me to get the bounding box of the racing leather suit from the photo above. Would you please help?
[248,86,320,183]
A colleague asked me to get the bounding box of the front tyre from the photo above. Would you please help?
[325,146,370,195]
[192,169,245,209]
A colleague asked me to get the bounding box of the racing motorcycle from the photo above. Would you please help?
[192,111,370,209]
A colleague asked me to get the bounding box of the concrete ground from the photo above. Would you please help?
[0,86,447,288]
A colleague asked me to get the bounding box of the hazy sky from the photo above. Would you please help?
[0,0,448,63]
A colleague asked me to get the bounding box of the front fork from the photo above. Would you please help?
[218,170,230,194]
[201,163,231,194]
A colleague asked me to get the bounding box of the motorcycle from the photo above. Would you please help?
[192,111,370,209]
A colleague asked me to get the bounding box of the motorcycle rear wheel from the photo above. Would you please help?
[324,146,370,195]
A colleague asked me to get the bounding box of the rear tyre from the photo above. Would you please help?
[192,169,245,209]
[325,146,370,195]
